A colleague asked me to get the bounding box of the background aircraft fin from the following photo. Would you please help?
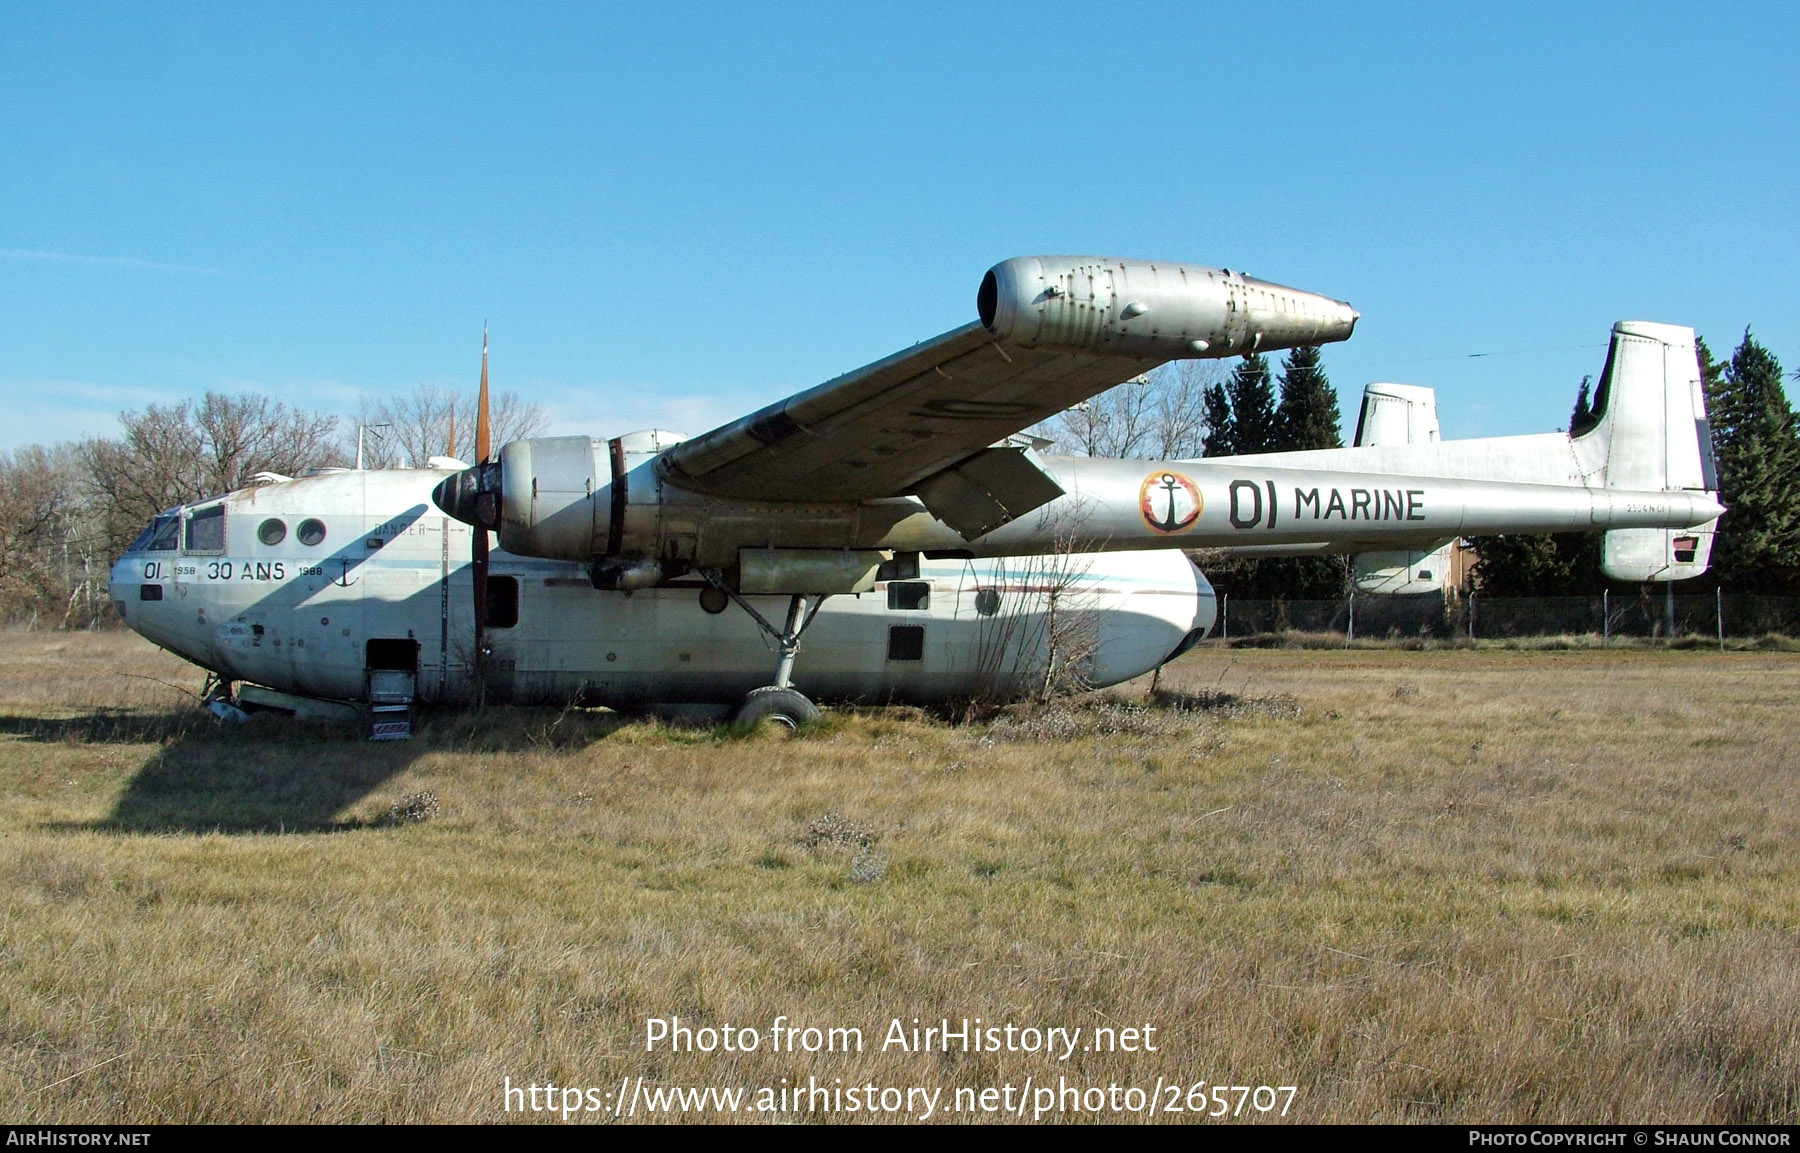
[1350,384,1455,594]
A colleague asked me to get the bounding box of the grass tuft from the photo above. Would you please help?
[381,791,441,826]
[798,811,877,848]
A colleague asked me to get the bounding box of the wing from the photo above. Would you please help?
[655,321,1157,503]
[651,255,1358,538]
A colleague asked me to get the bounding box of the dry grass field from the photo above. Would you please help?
[1,631,1796,1124]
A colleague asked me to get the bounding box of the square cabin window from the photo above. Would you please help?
[486,576,520,629]
[887,581,930,611]
[887,625,924,661]
[184,504,225,553]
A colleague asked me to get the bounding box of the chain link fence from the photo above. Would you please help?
[1212,592,1800,642]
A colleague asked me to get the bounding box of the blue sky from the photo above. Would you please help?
[3,2,1796,452]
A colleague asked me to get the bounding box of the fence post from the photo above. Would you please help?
[1468,592,1475,641]
[1222,593,1228,641]
[1717,586,1724,650]
[1347,590,1355,646]
[1666,581,1676,644]
[1602,588,1609,647]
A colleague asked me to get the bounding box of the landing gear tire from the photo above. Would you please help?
[730,686,820,732]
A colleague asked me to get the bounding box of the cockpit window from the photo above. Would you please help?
[131,514,181,553]
[184,504,225,553]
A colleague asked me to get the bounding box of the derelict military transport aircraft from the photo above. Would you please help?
[108,256,1723,734]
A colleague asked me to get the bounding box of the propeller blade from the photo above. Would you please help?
[476,322,491,465]
[472,325,491,706]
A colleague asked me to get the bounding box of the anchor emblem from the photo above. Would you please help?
[1139,471,1201,534]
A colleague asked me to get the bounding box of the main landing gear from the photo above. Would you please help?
[700,571,827,731]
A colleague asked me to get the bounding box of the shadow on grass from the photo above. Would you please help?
[9,702,651,835]
[0,709,419,834]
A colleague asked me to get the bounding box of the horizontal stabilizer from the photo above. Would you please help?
[1603,526,1716,583]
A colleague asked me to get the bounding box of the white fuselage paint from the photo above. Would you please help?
[109,469,1214,708]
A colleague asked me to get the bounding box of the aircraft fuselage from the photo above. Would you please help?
[109,468,1215,709]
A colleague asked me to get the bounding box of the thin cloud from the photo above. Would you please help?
[0,248,235,278]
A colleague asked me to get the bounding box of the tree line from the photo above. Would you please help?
[0,384,545,627]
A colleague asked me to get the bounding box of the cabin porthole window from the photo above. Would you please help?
[974,588,1000,617]
[297,519,327,547]
[258,518,287,546]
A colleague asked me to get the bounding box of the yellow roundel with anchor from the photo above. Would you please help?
[1140,471,1202,534]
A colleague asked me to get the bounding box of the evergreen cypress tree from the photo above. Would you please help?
[1471,373,1606,595]
[1200,349,1348,599]
[1470,533,1601,596]
[1568,375,1595,436]
[1225,353,1278,452]
[1273,346,1343,451]
[1200,381,1236,457]
[1707,332,1800,592]
[1695,334,1724,501]
[1696,336,1724,412]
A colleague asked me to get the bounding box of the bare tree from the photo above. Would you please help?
[194,393,342,492]
[1035,360,1220,460]
[1054,375,1160,458]
[82,393,342,557]
[966,500,1104,709]
[1149,360,1217,460]
[0,444,115,627]
[352,383,548,468]
[0,447,68,622]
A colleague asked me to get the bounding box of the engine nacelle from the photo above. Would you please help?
[977,255,1357,360]
[491,435,609,560]
[453,435,916,578]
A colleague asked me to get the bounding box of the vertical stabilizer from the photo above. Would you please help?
[1351,384,1456,594]
[1585,322,1719,582]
